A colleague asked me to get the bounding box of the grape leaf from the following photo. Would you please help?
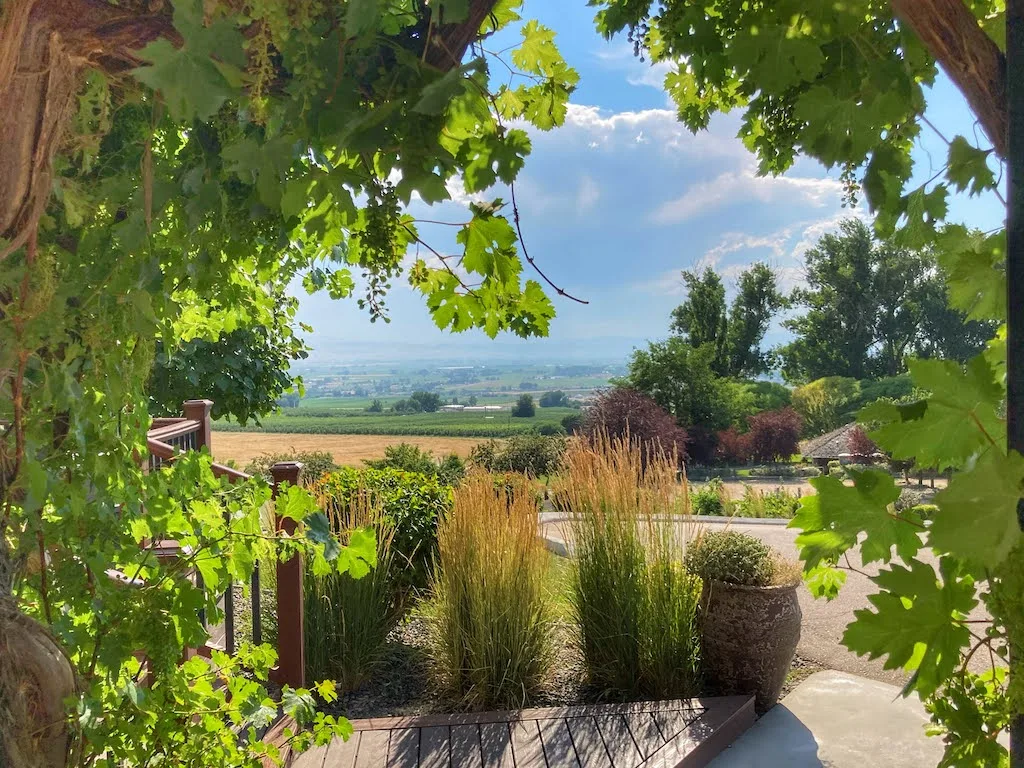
[934,226,1006,321]
[512,20,560,76]
[930,449,1024,568]
[790,470,917,569]
[457,207,518,280]
[346,0,380,36]
[461,130,532,191]
[946,136,996,196]
[804,564,848,601]
[843,557,976,697]
[865,356,1005,469]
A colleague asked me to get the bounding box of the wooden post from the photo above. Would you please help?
[270,461,304,688]
[182,399,213,451]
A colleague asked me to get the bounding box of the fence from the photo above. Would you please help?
[146,400,306,688]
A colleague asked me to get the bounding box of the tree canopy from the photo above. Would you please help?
[670,263,784,377]
[779,219,993,382]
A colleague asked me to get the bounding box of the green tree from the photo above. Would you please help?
[0,2,579,766]
[791,377,861,437]
[725,263,787,377]
[671,263,784,377]
[409,391,443,413]
[367,399,384,413]
[780,220,990,382]
[670,267,728,371]
[592,1,1016,761]
[539,390,569,407]
[511,394,536,417]
[624,338,735,461]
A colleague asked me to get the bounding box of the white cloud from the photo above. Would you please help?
[560,104,744,159]
[576,175,600,213]
[627,60,672,90]
[651,166,842,224]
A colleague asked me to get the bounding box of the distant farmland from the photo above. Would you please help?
[213,406,579,438]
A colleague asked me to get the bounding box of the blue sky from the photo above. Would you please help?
[295,2,1005,366]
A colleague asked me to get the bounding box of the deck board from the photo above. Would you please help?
[278,697,751,768]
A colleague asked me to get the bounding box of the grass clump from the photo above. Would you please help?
[732,486,801,519]
[685,531,799,587]
[425,473,552,710]
[560,434,701,699]
[690,478,728,516]
[304,489,403,692]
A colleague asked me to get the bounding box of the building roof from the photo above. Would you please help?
[800,422,859,461]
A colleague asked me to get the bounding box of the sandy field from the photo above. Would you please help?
[211,431,483,468]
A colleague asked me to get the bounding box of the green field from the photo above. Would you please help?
[214,406,579,437]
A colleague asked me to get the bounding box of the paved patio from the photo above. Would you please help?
[283,697,754,768]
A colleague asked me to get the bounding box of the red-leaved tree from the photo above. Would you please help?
[746,407,803,463]
[716,426,752,464]
[847,425,879,463]
[585,387,689,461]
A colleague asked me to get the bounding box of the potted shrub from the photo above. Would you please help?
[685,531,802,713]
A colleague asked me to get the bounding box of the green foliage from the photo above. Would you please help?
[791,377,860,437]
[426,475,553,709]
[539,389,570,407]
[364,442,466,485]
[305,515,402,693]
[366,399,384,413]
[469,433,567,477]
[313,468,453,591]
[244,450,339,486]
[684,531,774,588]
[671,264,784,377]
[561,412,585,434]
[733,486,801,519]
[511,393,536,417]
[690,478,727,517]
[624,337,736,461]
[564,438,701,698]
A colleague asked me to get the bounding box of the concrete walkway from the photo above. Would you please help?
[707,671,944,767]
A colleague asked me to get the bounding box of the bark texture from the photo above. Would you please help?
[891,0,1007,160]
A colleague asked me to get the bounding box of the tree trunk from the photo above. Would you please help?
[890,0,1007,160]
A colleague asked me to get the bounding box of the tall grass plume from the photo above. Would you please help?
[425,473,552,709]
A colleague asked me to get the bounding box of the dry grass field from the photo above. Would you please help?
[211,431,483,468]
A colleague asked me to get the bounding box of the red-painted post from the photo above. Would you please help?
[182,399,213,452]
[270,461,304,688]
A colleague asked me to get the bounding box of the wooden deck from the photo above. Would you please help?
[284,697,754,768]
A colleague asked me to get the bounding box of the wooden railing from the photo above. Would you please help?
[147,400,306,687]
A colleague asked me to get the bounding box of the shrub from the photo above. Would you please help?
[791,376,860,437]
[469,433,567,477]
[746,407,803,463]
[409,391,443,412]
[312,468,452,591]
[539,390,570,407]
[511,394,536,417]
[827,459,843,477]
[426,474,552,709]
[561,435,702,698]
[561,412,584,434]
[895,488,925,511]
[690,478,729,517]
[685,531,774,587]
[715,427,751,464]
[244,449,338,486]
[364,442,466,485]
[536,423,566,436]
[304,494,402,692]
[585,387,688,462]
[733,486,801,519]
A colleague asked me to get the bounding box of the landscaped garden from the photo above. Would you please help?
[234,435,806,722]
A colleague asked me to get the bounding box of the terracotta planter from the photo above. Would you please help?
[700,579,801,713]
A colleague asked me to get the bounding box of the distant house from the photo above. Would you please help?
[800,423,860,469]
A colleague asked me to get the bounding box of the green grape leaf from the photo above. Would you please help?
[930,449,1024,568]
[946,136,996,196]
[346,0,380,36]
[277,484,318,522]
[935,226,1006,321]
[866,356,1005,469]
[457,206,518,280]
[804,564,848,601]
[304,511,341,562]
[337,525,376,578]
[461,130,532,192]
[413,59,481,115]
[791,470,917,569]
[843,558,976,697]
[512,20,560,76]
